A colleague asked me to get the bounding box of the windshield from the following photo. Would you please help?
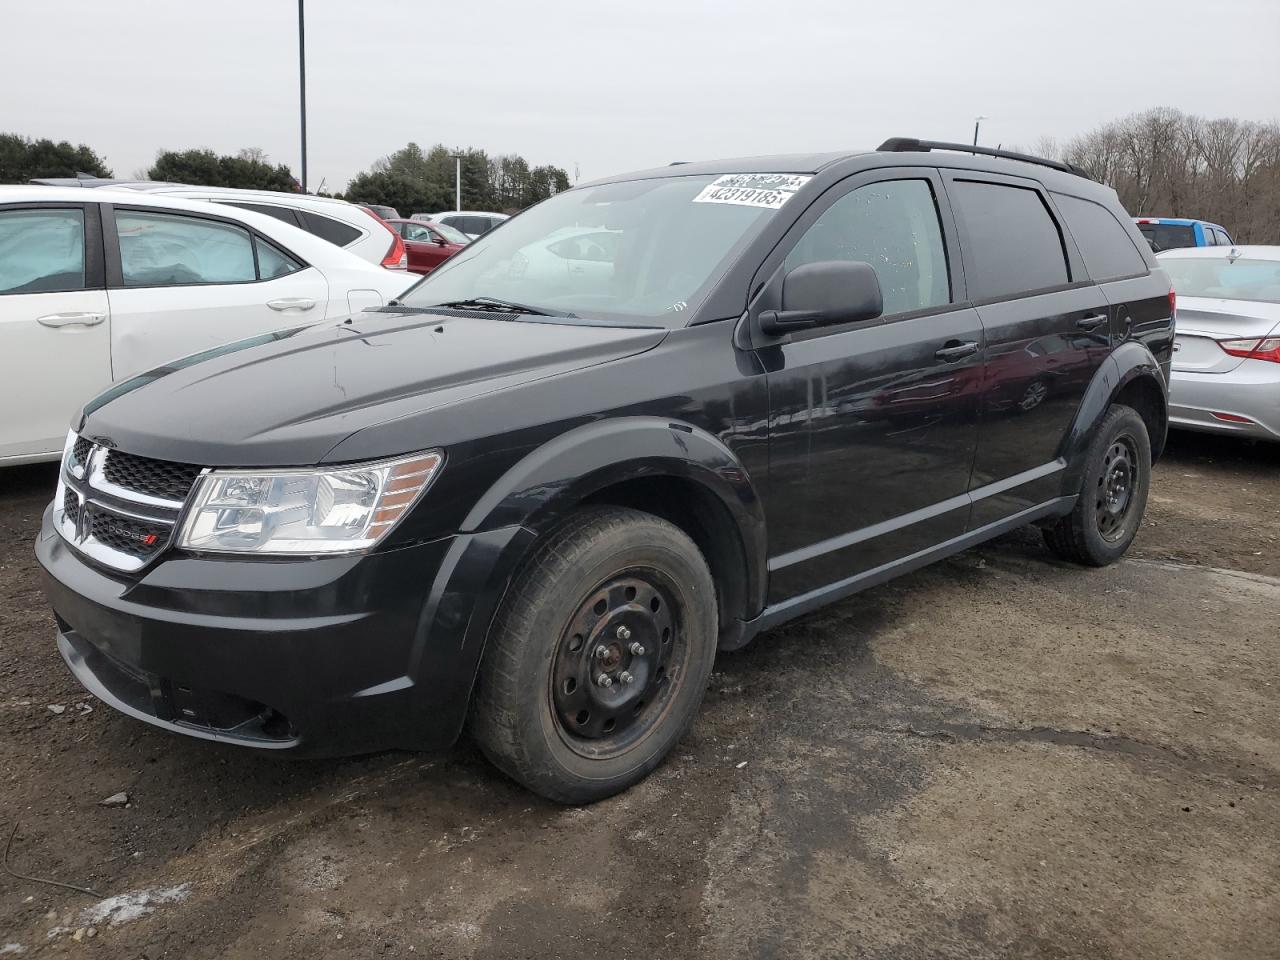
[430,221,470,245]
[1161,256,1280,303]
[399,174,798,325]
[1138,223,1196,252]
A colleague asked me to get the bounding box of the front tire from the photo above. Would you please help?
[1043,403,1151,566]
[469,507,717,804]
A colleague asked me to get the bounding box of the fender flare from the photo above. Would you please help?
[461,415,768,617]
[1060,340,1169,487]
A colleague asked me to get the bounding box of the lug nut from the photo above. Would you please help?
[596,673,613,688]
[593,645,609,660]
[629,642,646,656]
[619,671,635,685]
[616,625,632,641]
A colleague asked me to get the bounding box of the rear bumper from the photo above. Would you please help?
[1169,362,1280,441]
[37,506,533,756]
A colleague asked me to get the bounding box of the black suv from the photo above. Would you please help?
[37,139,1173,803]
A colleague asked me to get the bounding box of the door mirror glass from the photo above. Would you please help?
[760,260,883,335]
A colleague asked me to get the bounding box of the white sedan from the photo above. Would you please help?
[0,186,416,466]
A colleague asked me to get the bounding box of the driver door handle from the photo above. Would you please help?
[934,340,979,363]
[267,298,317,311]
[1076,313,1108,331]
[37,312,106,328]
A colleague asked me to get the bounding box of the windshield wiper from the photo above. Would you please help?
[428,297,577,318]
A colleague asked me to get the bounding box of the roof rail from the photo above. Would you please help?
[877,137,1086,178]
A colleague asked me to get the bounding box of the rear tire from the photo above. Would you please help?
[1043,403,1151,566]
[469,506,717,804]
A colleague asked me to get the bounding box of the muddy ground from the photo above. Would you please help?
[1,431,1277,959]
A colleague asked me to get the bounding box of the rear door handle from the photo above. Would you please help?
[934,340,979,362]
[1076,313,1108,331]
[267,298,317,311]
[37,312,106,328]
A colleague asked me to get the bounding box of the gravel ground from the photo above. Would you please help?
[1,430,1277,959]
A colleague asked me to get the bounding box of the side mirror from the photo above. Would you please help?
[433,236,448,247]
[759,260,883,336]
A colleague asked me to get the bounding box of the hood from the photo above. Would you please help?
[79,311,666,466]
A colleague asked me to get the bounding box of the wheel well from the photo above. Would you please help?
[578,476,750,640]
[1113,376,1168,461]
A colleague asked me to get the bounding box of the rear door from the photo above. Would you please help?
[757,169,984,601]
[104,205,329,378]
[0,202,111,461]
[943,172,1111,527]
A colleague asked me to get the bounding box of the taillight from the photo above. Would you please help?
[358,206,408,270]
[1168,287,1176,322]
[1218,336,1280,364]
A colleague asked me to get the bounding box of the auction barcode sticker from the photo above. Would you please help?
[692,173,812,210]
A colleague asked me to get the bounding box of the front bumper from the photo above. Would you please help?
[1169,361,1280,442]
[37,506,532,757]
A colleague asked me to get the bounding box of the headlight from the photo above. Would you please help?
[176,450,443,555]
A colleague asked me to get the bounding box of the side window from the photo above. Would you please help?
[1214,228,1232,246]
[784,178,950,317]
[1201,226,1217,246]
[0,208,86,294]
[255,238,303,280]
[1052,193,1148,281]
[949,180,1069,300]
[223,201,302,228]
[298,211,362,247]
[115,210,255,286]
[404,223,435,243]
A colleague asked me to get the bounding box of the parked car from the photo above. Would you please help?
[426,211,509,239]
[358,202,400,222]
[385,218,468,274]
[29,178,409,271]
[1159,245,1280,441]
[124,186,408,271]
[37,139,1173,804]
[1134,217,1233,252]
[0,186,414,466]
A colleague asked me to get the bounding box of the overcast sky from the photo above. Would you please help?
[6,0,1279,191]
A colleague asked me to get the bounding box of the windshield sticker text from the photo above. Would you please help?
[692,174,812,210]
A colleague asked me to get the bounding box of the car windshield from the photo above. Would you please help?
[430,222,470,245]
[1161,256,1280,303]
[398,174,795,326]
[1138,223,1196,252]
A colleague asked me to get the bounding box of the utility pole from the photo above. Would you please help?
[452,154,462,211]
[298,0,307,192]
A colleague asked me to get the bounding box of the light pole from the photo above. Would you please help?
[973,115,988,147]
[451,154,462,211]
[298,0,307,192]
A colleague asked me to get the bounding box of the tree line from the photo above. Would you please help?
[1032,108,1280,243]
[1,132,570,213]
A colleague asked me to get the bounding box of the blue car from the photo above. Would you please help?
[1134,217,1233,252]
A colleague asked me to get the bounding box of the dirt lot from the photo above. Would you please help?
[1,431,1277,959]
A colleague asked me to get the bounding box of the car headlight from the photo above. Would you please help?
[176,450,443,555]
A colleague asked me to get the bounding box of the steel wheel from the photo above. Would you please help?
[1095,435,1138,541]
[549,571,684,759]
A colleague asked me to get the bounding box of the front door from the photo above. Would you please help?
[941,174,1112,527]
[0,203,112,462]
[756,170,984,603]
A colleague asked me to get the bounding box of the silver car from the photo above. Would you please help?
[1159,245,1280,442]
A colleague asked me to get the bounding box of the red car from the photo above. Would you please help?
[384,219,468,275]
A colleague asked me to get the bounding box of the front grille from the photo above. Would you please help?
[89,511,169,560]
[103,450,202,502]
[57,435,204,573]
[71,436,93,468]
[63,488,81,526]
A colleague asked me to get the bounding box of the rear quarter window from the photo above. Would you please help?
[1052,193,1148,282]
[950,180,1069,301]
[299,210,362,247]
